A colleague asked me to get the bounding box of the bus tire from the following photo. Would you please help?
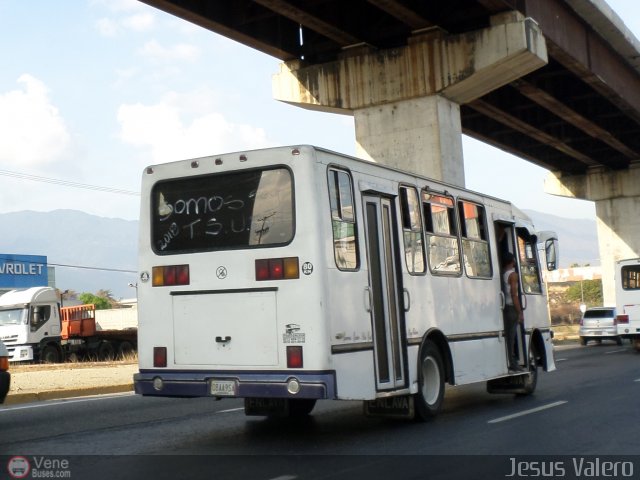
[40,345,61,364]
[414,341,445,421]
[288,399,316,417]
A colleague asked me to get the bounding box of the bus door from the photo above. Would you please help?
[514,225,545,363]
[494,221,528,369]
[362,194,407,391]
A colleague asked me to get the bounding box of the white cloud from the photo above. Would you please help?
[113,67,140,88]
[0,75,71,167]
[117,95,272,163]
[138,40,200,62]
[122,12,155,32]
[96,17,118,37]
[93,1,154,36]
[91,0,143,14]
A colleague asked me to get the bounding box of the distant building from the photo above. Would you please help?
[544,266,602,284]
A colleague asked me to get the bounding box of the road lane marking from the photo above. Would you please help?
[217,407,244,414]
[635,379,640,383]
[555,358,568,362]
[605,349,627,354]
[488,401,568,424]
[0,392,134,413]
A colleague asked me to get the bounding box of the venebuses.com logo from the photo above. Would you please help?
[7,457,30,479]
[7,456,72,479]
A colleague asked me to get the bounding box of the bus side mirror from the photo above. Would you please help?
[545,239,559,271]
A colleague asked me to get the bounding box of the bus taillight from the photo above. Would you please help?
[287,346,303,368]
[152,265,190,286]
[154,347,167,367]
[617,314,629,324]
[255,257,299,281]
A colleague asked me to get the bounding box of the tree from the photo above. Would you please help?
[565,279,603,307]
[79,293,112,310]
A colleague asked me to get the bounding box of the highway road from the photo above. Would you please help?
[0,342,638,479]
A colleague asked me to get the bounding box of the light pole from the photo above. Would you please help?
[579,279,586,314]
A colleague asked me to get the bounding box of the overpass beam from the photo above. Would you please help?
[273,12,547,185]
[545,164,640,304]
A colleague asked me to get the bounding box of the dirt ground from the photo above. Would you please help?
[6,360,138,404]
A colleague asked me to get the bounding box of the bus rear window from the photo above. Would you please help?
[151,168,294,253]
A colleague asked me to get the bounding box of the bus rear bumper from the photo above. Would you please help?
[134,370,336,400]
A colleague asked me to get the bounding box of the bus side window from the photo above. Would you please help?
[622,265,640,289]
[328,168,359,270]
[400,186,425,274]
[458,201,492,278]
[516,228,542,294]
[422,191,461,275]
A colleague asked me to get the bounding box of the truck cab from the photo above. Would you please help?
[0,287,62,362]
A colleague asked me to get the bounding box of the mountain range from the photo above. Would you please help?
[0,209,599,299]
[0,210,138,299]
[523,209,599,267]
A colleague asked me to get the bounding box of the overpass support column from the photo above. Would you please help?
[353,95,464,185]
[545,164,640,305]
[273,12,547,186]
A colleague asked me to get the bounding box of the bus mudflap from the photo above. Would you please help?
[244,398,289,416]
[486,372,530,395]
[363,395,414,419]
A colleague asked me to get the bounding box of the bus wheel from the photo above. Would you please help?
[414,341,445,421]
[288,399,316,417]
[40,345,60,364]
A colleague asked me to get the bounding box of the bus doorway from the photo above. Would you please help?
[362,194,407,391]
[494,221,528,372]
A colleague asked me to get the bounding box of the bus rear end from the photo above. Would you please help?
[616,258,640,350]
[134,146,333,415]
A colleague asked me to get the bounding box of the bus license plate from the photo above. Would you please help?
[210,379,237,396]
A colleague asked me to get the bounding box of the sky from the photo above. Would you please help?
[0,0,639,223]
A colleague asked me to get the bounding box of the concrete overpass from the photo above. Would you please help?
[140,0,640,304]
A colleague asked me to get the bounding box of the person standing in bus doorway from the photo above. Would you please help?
[503,252,525,372]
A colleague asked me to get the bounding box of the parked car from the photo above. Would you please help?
[0,339,10,403]
[579,307,623,346]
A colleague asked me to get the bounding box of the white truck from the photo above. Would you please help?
[0,287,137,363]
[615,258,640,351]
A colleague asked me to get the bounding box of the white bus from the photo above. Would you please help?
[615,258,640,350]
[134,145,558,420]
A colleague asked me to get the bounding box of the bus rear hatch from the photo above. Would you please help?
[172,289,278,366]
